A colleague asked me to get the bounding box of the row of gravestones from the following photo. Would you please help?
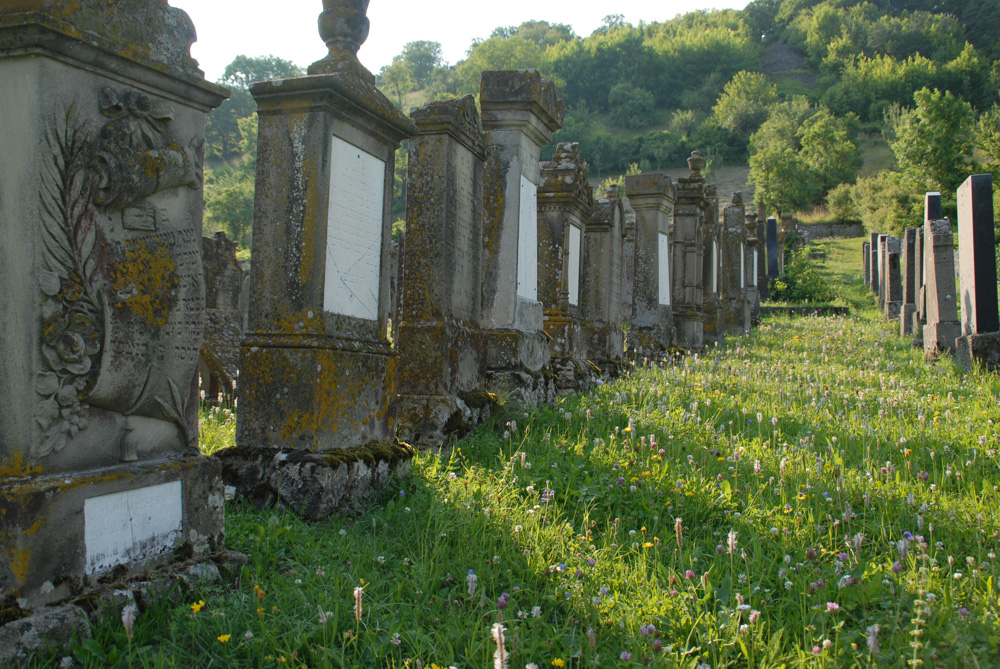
[862,181,1000,370]
[0,1,766,621]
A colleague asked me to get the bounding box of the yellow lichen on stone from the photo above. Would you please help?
[111,235,178,327]
[0,451,43,478]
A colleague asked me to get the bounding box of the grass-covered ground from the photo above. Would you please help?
[47,238,1000,668]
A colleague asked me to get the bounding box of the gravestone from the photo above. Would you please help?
[863,242,871,286]
[701,186,724,346]
[746,211,762,325]
[869,232,879,295]
[885,241,902,319]
[582,185,626,375]
[229,2,417,515]
[625,172,676,352]
[721,193,748,335]
[200,231,245,402]
[912,226,925,338]
[753,212,768,301]
[620,205,636,323]
[395,96,489,445]
[538,142,596,391]
[925,191,942,222]
[479,69,562,404]
[766,217,779,280]
[900,229,917,335]
[0,1,227,609]
[923,219,961,358]
[878,234,890,311]
[955,174,1000,371]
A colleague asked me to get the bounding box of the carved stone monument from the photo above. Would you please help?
[394,96,489,445]
[231,1,417,504]
[583,185,626,373]
[869,232,879,296]
[702,186,724,346]
[900,229,917,335]
[625,172,677,352]
[479,69,562,404]
[538,142,596,391]
[745,211,762,325]
[721,193,748,335]
[766,217,779,281]
[200,231,245,401]
[883,236,902,319]
[955,174,1000,371]
[863,241,871,287]
[0,1,227,608]
[923,219,961,358]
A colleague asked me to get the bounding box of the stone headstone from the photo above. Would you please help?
[878,234,889,311]
[869,232,879,295]
[538,142,595,391]
[956,174,999,336]
[200,231,246,401]
[583,186,626,372]
[235,1,417,455]
[479,69,562,403]
[766,217,779,280]
[863,242,871,286]
[721,193,748,335]
[955,175,1000,372]
[0,0,227,609]
[395,96,488,445]
[745,211,762,325]
[625,172,676,351]
[925,191,942,222]
[701,184,724,346]
[885,244,902,319]
[913,225,925,333]
[923,219,961,357]
[900,229,917,335]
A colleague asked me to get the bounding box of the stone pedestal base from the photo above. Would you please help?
[923,321,961,358]
[485,368,555,407]
[674,316,705,350]
[956,332,1000,372]
[550,357,601,394]
[900,304,916,336]
[543,313,587,360]
[218,442,414,521]
[237,341,395,451]
[583,322,624,365]
[485,329,551,372]
[722,298,747,336]
[1,456,223,609]
[395,392,496,447]
[886,301,902,320]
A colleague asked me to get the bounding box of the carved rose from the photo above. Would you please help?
[42,312,100,376]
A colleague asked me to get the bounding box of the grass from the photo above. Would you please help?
[41,245,1000,668]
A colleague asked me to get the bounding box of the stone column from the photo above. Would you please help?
[869,232,879,295]
[955,174,1000,371]
[583,186,626,373]
[621,209,636,323]
[0,2,227,608]
[766,217,780,281]
[394,96,488,446]
[746,211,762,324]
[900,229,917,335]
[753,213,768,302]
[702,187,725,346]
[923,219,961,358]
[538,142,594,391]
[479,69,563,403]
[863,242,871,287]
[625,172,676,352]
[885,238,902,319]
[878,234,889,311]
[721,193,747,335]
[236,5,416,455]
[913,226,925,336]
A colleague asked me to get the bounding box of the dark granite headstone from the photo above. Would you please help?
[957,174,999,335]
[925,192,942,222]
[766,217,779,279]
[863,242,871,286]
[869,232,879,294]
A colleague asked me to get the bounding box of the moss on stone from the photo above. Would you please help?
[319,439,414,470]
[460,389,500,410]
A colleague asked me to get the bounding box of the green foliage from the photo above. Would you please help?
[826,182,860,221]
[221,54,303,89]
[888,87,975,192]
[607,82,657,128]
[768,245,836,302]
[711,70,780,137]
[845,169,924,235]
[204,165,254,248]
[453,36,548,95]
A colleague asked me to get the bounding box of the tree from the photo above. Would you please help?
[378,59,414,108]
[221,54,303,90]
[453,36,547,94]
[888,87,974,192]
[711,71,779,137]
[399,41,443,89]
[607,82,657,128]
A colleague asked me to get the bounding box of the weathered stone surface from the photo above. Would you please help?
[863,242,871,286]
[219,442,414,521]
[885,242,902,319]
[767,218,779,280]
[923,219,961,357]
[625,172,676,352]
[701,185,724,347]
[869,232,879,295]
[583,187,626,368]
[721,193,748,335]
[956,332,1000,372]
[957,174,999,336]
[0,604,91,667]
[396,96,489,445]
[0,2,227,610]
[235,5,416,453]
[745,211,762,325]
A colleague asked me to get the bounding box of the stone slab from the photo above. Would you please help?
[956,332,1000,373]
[924,321,961,358]
[957,174,999,335]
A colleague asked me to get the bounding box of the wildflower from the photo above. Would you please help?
[353,586,363,622]
[727,529,738,554]
[892,561,903,573]
[826,602,840,611]
[749,609,761,624]
[467,570,477,597]
[244,630,253,640]
[958,607,970,616]
[121,604,137,640]
[217,634,231,643]
[866,624,880,653]
[59,659,73,669]
[497,592,511,609]
[191,600,205,613]
[552,659,566,667]
[527,665,539,669]
[587,627,596,647]
[620,651,632,660]
[685,570,696,579]
[532,606,542,618]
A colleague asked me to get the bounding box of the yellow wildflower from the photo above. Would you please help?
[552,660,566,668]
[191,600,205,613]
[217,634,231,643]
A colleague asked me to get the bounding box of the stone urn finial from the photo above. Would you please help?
[309,0,375,79]
[687,150,706,179]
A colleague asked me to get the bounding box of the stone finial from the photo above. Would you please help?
[606,184,620,200]
[687,150,707,179]
[309,0,375,80]
[731,191,743,206]
[539,142,592,206]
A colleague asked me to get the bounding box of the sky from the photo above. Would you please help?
[169,0,748,83]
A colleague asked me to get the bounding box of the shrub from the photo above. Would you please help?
[768,246,836,303]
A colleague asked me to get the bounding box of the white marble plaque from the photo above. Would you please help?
[712,240,719,294]
[658,232,671,306]
[324,137,386,320]
[753,250,759,287]
[85,480,183,574]
[567,224,582,306]
[517,176,538,301]
[741,243,746,289]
